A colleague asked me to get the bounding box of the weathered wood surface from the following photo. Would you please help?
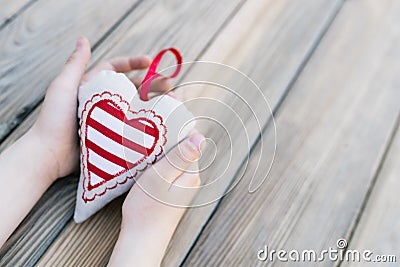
[1,0,399,266]
[183,0,400,266]
[343,125,400,266]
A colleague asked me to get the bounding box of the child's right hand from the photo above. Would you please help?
[109,132,204,267]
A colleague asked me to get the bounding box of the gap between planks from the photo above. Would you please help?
[340,107,400,267]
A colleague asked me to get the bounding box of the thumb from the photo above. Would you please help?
[52,37,91,90]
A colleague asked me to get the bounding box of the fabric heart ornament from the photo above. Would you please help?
[74,49,194,223]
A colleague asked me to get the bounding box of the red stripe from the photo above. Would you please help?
[96,101,125,121]
[87,117,150,155]
[86,139,132,168]
[96,101,158,137]
[88,162,115,181]
[128,118,158,137]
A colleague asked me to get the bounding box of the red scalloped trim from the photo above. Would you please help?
[79,91,167,202]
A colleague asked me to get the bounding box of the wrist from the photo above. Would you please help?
[23,126,59,184]
[109,223,164,267]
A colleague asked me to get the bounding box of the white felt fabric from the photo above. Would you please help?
[74,70,195,223]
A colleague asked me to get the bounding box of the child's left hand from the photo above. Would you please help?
[32,37,152,182]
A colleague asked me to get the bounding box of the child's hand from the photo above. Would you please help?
[31,37,152,182]
[109,133,204,267]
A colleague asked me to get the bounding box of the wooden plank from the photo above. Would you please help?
[0,0,34,27]
[36,197,124,267]
[0,0,246,265]
[342,124,400,266]
[0,106,38,152]
[0,0,142,142]
[182,0,400,266]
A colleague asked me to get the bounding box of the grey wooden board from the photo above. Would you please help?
[182,0,400,266]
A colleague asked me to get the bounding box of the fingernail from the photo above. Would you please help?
[180,133,205,162]
[167,91,176,98]
[188,133,205,153]
[143,55,152,64]
[76,37,84,49]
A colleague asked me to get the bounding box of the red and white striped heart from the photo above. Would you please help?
[79,92,166,203]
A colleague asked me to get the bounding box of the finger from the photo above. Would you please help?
[84,56,151,82]
[131,76,171,91]
[130,77,142,88]
[111,56,152,72]
[133,76,172,96]
[149,133,205,183]
[51,37,91,91]
[148,77,171,93]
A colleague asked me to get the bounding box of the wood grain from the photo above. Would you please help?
[37,197,124,267]
[0,0,142,142]
[0,106,39,152]
[182,0,400,266]
[0,0,33,27]
[342,125,400,266]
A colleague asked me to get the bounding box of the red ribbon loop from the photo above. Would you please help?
[140,48,182,101]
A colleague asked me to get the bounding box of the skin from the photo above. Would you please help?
[0,37,203,266]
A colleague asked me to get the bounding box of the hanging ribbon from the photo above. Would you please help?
[140,47,182,101]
